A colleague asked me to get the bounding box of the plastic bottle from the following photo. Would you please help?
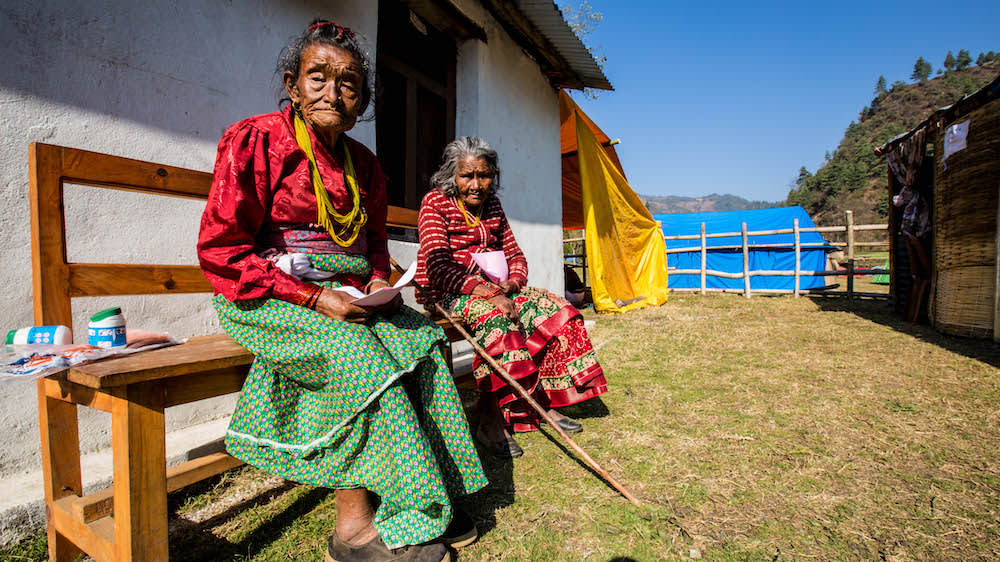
[88,307,127,348]
[5,325,73,345]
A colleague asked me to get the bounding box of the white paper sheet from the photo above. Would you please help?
[332,260,417,307]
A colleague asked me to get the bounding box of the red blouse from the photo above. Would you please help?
[415,189,529,304]
[197,106,389,303]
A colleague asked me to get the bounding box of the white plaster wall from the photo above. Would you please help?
[0,0,377,477]
[450,0,565,293]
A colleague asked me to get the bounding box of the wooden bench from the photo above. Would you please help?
[29,142,469,561]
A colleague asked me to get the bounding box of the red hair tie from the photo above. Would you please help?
[308,20,355,40]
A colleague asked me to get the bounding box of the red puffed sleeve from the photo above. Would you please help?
[497,199,529,289]
[197,122,312,303]
[364,161,390,282]
[419,193,482,295]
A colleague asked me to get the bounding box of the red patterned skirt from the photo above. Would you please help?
[443,286,608,432]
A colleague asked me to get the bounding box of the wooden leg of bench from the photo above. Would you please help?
[442,341,454,373]
[36,378,85,562]
[111,383,168,561]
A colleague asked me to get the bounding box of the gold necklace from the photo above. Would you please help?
[292,109,367,247]
[457,198,483,227]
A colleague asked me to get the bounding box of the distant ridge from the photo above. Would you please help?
[639,193,779,215]
[786,61,1000,225]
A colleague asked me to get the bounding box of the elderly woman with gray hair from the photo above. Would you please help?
[415,137,609,458]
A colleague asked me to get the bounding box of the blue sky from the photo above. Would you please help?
[559,0,1000,202]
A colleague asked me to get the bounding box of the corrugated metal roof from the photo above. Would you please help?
[513,1,613,91]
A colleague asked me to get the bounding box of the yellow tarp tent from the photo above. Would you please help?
[563,94,669,313]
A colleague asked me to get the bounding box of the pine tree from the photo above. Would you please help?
[874,75,887,95]
[956,49,972,69]
[977,52,986,66]
[944,51,956,71]
[911,57,931,81]
[988,51,997,62]
[796,166,812,188]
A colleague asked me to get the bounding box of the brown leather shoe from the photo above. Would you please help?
[325,533,451,562]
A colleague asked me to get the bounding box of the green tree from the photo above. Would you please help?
[956,49,972,69]
[911,57,932,81]
[796,166,812,188]
[977,52,986,65]
[944,51,956,71]
[787,166,815,209]
[874,75,887,95]
[988,51,997,62]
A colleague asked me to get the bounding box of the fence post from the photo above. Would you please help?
[846,210,854,301]
[700,222,707,295]
[793,218,801,298]
[742,222,751,299]
[846,210,855,262]
[847,259,855,301]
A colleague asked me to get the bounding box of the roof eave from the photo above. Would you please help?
[480,0,612,91]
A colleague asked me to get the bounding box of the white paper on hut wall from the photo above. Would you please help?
[942,119,970,166]
[332,260,417,307]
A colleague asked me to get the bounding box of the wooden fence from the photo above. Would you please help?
[564,211,890,300]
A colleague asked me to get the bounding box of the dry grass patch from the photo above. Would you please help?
[4,294,999,561]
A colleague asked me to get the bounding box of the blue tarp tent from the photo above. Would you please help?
[653,206,834,291]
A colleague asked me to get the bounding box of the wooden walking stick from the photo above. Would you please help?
[388,258,641,507]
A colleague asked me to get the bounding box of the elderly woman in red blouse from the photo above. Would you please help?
[197,20,484,562]
[416,137,609,458]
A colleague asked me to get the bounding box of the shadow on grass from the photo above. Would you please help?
[455,406,516,541]
[169,478,329,561]
[559,396,610,420]
[453,397,612,542]
[535,426,627,501]
[810,296,1000,368]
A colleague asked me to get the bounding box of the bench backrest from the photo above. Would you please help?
[28,142,419,332]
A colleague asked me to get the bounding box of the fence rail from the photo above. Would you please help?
[564,210,890,300]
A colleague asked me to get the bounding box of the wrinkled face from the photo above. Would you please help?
[284,43,364,142]
[455,156,495,209]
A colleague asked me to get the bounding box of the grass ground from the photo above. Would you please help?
[5,293,1000,561]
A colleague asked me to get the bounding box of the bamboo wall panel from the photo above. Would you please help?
[932,99,1000,337]
[934,266,995,338]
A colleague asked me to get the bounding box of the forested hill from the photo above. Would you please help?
[640,193,777,214]
[786,59,1000,226]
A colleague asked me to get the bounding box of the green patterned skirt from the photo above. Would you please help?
[215,254,487,548]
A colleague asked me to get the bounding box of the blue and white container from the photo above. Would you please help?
[88,307,126,348]
[5,325,72,346]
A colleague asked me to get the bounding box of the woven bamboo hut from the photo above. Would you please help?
[879,74,1000,339]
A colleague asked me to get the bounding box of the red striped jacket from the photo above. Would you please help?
[415,189,529,304]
